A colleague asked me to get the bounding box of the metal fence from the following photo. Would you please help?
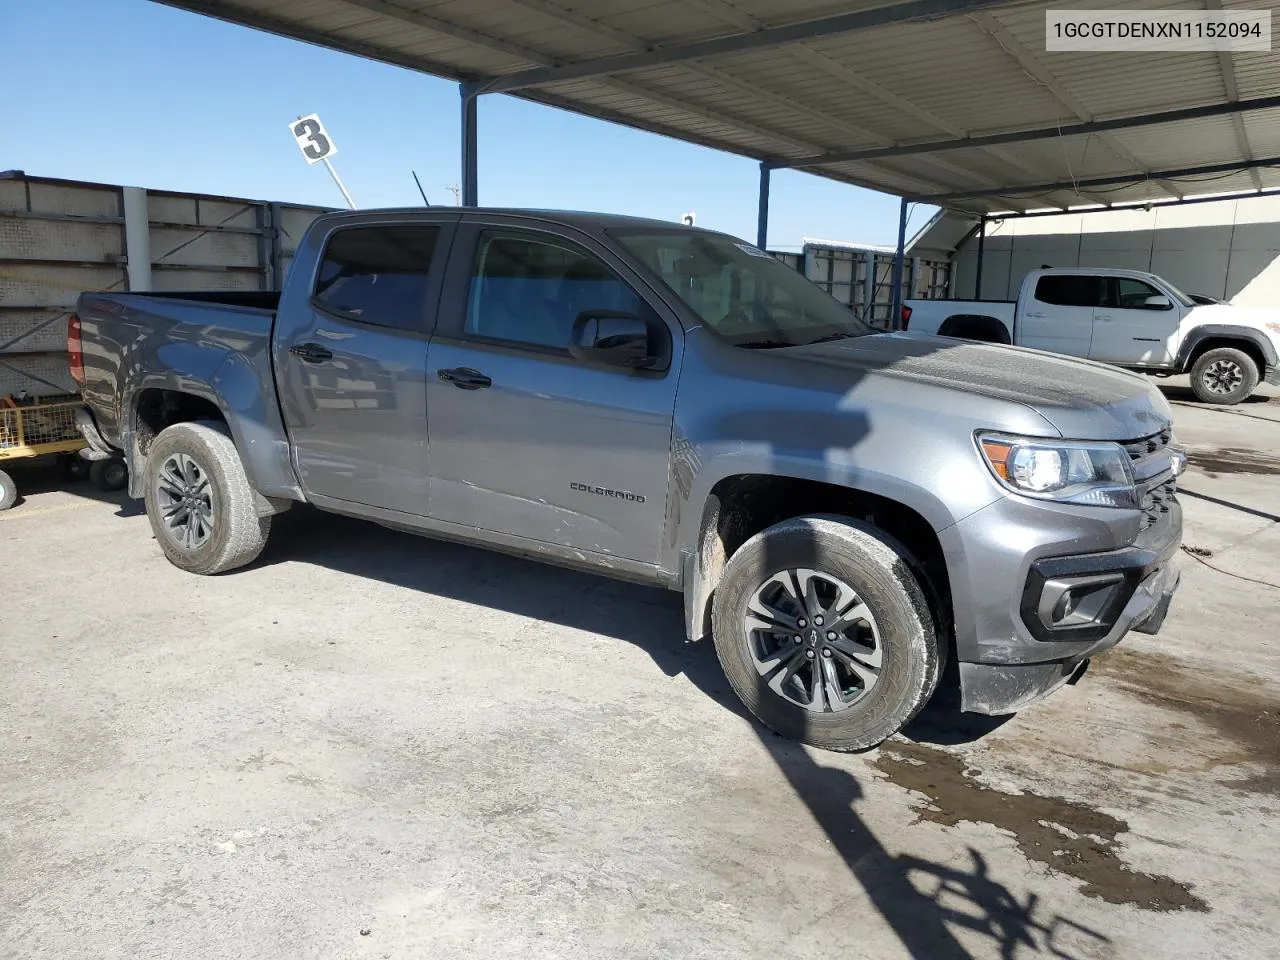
[0,171,327,398]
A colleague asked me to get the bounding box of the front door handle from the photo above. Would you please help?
[438,367,492,390]
[1095,314,1115,321]
[290,342,333,363]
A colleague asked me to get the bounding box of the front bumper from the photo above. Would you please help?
[941,493,1182,716]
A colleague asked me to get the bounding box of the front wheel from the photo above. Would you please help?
[712,515,941,752]
[143,421,270,575]
[1189,347,1258,405]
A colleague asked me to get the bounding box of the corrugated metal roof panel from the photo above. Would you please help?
[153,0,1280,214]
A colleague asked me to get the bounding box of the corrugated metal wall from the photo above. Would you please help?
[0,172,327,398]
[950,196,1280,305]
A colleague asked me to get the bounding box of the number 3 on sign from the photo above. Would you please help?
[289,114,337,164]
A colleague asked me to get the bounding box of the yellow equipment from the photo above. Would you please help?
[0,397,87,510]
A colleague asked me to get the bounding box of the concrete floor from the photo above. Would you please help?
[2,381,1278,960]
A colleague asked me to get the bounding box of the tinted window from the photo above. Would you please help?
[1113,277,1166,309]
[314,225,439,330]
[1034,275,1103,308]
[466,233,649,349]
[616,230,871,348]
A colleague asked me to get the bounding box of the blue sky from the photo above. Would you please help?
[1,0,935,250]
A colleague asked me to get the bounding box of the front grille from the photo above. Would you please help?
[1123,426,1177,530]
[1122,426,1173,461]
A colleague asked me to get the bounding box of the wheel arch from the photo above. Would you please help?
[681,471,954,653]
[1176,325,1276,374]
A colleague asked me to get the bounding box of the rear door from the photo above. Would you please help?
[275,218,454,516]
[424,221,681,564]
[1089,276,1178,365]
[1019,274,1103,357]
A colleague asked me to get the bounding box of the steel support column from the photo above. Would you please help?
[461,85,478,206]
[889,197,908,330]
[756,162,771,249]
[974,216,986,298]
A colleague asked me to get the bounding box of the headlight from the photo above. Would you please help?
[977,433,1136,508]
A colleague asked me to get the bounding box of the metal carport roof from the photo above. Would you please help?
[155,0,1280,218]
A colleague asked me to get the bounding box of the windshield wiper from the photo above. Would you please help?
[734,339,795,349]
[807,332,855,344]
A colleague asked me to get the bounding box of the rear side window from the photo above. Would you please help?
[1034,275,1103,308]
[314,225,440,330]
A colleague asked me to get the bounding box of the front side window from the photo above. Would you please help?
[614,229,871,348]
[1034,275,1104,308]
[1112,277,1168,309]
[466,233,650,350]
[314,225,439,330]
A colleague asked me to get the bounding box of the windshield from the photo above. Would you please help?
[1155,276,1195,308]
[613,229,874,347]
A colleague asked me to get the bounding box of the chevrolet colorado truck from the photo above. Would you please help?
[72,209,1184,751]
[903,266,1280,405]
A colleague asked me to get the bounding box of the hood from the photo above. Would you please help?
[784,332,1172,440]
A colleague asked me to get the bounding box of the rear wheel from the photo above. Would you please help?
[0,469,16,511]
[89,457,128,491]
[712,515,941,752]
[1190,347,1258,405]
[143,421,270,574]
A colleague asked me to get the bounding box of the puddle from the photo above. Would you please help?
[1091,647,1280,796]
[1186,448,1280,476]
[874,741,1207,912]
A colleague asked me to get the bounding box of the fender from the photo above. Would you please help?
[1175,324,1279,371]
[121,354,303,503]
[673,450,965,642]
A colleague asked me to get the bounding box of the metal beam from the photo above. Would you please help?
[475,0,1009,94]
[916,156,1280,204]
[890,198,909,330]
[757,162,771,250]
[978,186,1280,221]
[974,216,985,299]
[461,87,478,206]
[1205,0,1263,190]
[780,95,1280,168]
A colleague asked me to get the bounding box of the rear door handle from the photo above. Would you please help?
[1024,311,1045,319]
[290,342,333,363]
[438,367,492,390]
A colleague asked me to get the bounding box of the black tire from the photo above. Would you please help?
[0,469,17,511]
[1189,347,1258,405]
[712,514,941,752]
[142,420,270,575]
[61,454,91,481]
[89,457,128,491]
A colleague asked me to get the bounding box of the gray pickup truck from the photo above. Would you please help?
[73,208,1184,750]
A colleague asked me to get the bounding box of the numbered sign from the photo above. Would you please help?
[289,114,337,165]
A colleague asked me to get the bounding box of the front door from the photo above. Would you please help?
[1089,276,1178,366]
[276,219,453,516]
[425,224,680,564]
[1018,273,1102,357]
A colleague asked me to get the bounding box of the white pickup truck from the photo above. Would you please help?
[902,267,1280,404]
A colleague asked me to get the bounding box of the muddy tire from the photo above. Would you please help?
[0,469,16,511]
[1189,347,1258,405]
[89,457,128,491]
[143,420,270,575]
[712,515,941,752]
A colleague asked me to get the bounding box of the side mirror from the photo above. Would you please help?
[1143,294,1172,310]
[569,311,666,370]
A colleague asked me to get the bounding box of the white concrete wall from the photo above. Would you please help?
[951,195,1280,306]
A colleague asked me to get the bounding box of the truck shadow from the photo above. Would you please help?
[268,508,1101,958]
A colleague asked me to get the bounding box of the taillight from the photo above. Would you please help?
[900,304,912,330]
[68,313,84,385]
